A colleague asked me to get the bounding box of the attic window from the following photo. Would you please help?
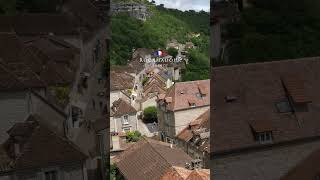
[256,132,273,144]
[189,102,196,107]
[225,96,237,103]
[276,100,293,113]
[250,120,273,144]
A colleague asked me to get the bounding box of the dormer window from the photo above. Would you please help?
[249,120,273,144]
[256,132,273,143]
[189,102,196,107]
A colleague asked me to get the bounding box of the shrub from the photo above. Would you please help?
[126,131,142,142]
[142,76,149,86]
[167,47,178,57]
[143,106,158,123]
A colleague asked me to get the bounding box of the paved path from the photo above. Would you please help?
[137,119,157,137]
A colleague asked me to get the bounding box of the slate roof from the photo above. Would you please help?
[115,138,193,180]
[212,57,320,154]
[176,110,210,153]
[0,115,87,172]
[111,98,137,117]
[159,80,210,111]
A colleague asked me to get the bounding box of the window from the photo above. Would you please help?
[256,132,273,144]
[122,115,129,125]
[276,100,293,113]
[123,127,130,132]
[45,171,57,180]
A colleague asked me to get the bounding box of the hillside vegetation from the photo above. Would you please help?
[226,0,320,65]
[111,3,210,81]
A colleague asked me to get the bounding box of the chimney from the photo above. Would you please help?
[191,159,202,169]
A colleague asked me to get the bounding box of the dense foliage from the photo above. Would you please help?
[143,106,157,123]
[226,0,320,65]
[167,47,178,58]
[111,3,210,81]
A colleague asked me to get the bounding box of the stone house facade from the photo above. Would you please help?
[110,98,138,133]
[175,110,210,168]
[157,80,210,142]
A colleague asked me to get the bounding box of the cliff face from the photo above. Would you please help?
[111,2,151,21]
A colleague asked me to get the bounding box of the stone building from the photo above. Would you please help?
[176,110,210,168]
[157,80,210,143]
[211,57,320,180]
[0,115,87,180]
[110,98,138,133]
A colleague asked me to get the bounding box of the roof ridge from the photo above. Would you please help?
[14,115,86,168]
[145,138,178,168]
[175,79,210,84]
[213,56,320,70]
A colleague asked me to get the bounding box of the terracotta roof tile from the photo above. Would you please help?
[161,80,210,111]
[115,138,193,180]
[176,110,210,153]
[111,98,137,117]
[161,166,210,180]
[249,120,274,133]
[110,71,134,91]
[212,57,320,154]
[281,75,312,104]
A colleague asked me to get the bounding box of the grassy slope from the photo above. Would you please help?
[110,3,210,81]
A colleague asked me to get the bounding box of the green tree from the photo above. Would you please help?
[143,106,158,123]
[167,47,178,58]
